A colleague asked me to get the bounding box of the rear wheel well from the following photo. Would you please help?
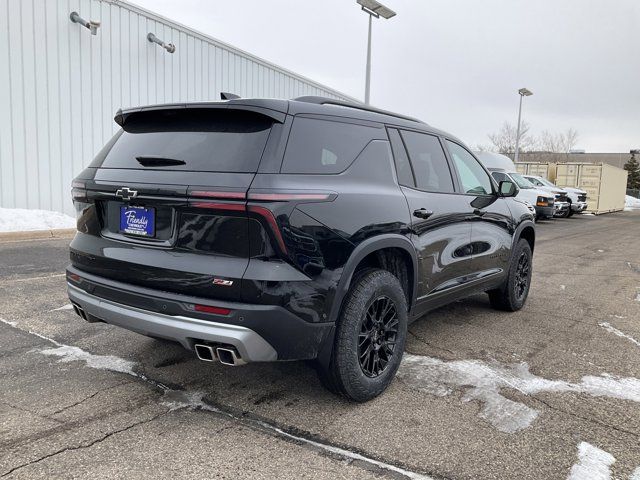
[352,247,414,309]
[519,226,535,254]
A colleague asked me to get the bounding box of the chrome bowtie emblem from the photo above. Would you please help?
[115,187,138,201]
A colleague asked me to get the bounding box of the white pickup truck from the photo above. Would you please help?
[475,152,555,220]
[522,175,588,217]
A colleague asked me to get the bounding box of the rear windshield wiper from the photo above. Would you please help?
[136,156,186,167]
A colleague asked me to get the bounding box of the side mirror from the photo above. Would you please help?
[498,180,518,197]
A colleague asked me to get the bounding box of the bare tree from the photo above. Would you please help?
[487,121,535,155]
[561,128,579,153]
[538,128,580,162]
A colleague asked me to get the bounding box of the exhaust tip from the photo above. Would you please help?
[216,347,244,366]
[194,344,216,362]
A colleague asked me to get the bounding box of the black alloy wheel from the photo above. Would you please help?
[358,296,399,377]
[513,252,531,302]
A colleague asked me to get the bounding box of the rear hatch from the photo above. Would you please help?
[71,106,282,302]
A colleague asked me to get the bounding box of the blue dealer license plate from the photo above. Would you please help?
[120,206,155,237]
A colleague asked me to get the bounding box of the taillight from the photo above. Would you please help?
[247,205,288,254]
[536,196,548,207]
[247,192,333,201]
[194,304,232,315]
[188,190,334,257]
[71,180,87,202]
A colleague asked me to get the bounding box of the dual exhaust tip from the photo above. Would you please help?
[194,344,246,366]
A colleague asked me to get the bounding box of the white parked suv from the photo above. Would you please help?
[523,175,587,217]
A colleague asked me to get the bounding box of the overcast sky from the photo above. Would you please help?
[131,0,639,153]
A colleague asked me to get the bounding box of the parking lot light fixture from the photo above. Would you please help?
[356,0,396,105]
[514,88,533,163]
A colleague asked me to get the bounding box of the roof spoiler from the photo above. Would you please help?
[114,101,287,126]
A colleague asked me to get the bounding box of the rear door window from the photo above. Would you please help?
[92,109,274,172]
[400,131,454,193]
[387,128,415,187]
[281,117,382,174]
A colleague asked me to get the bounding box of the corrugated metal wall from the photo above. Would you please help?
[0,0,353,215]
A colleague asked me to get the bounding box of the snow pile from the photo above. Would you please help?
[0,207,76,232]
[625,195,640,211]
[398,354,640,433]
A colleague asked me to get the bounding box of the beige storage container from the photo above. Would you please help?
[554,163,627,214]
[514,162,556,179]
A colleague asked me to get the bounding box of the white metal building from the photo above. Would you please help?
[0,0,353,215]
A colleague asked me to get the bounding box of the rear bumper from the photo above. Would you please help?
[66,266,333,361]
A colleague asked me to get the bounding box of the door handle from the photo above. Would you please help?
[473,208,486,216]
[413,208,434,219]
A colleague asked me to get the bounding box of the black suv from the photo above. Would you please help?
[68,96,535,401]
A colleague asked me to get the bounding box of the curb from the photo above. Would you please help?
[0,228,76,242]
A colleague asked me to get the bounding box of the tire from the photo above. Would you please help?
[567,202,574,217]
[317,269,408,402]
[487,239,533,312]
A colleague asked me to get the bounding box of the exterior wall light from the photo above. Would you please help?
[69,11,100,35]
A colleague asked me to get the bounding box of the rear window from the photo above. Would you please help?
[281,117,382,174]
[91,109,273,172]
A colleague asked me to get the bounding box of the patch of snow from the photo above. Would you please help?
[631,467,640,480]
[0,317,17,327]
[567,442,615,480]
[612,315,626,319]
[625,195,640,211]
[599,322,640,348]
[0,207,75,232]
[50,304,74,312]
[398,354,640,433]
[40,345,137,376]
[597,249,605,253]
[560,285,566,290]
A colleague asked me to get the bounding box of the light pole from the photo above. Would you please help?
[356,0,396,105]
[514,88,533,163]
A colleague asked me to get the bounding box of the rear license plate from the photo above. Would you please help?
[120,206,155,237]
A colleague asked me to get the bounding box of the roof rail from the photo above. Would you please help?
[293,96,424,124]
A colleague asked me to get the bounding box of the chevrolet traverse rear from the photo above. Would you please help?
[68,96,535,401]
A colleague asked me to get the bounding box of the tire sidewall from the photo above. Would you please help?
[508,240,533,309]
[334,270,408,402]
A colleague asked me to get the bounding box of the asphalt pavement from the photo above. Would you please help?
[1,211,639,479]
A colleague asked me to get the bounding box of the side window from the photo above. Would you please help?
[281,117,381,174]
[387,128,415,187]
[491,171,508,183]
[446,140,493,195]
[400,131,454,193]
[529,178,543,187]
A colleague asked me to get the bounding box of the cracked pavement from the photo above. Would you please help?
[1,211,639,479]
